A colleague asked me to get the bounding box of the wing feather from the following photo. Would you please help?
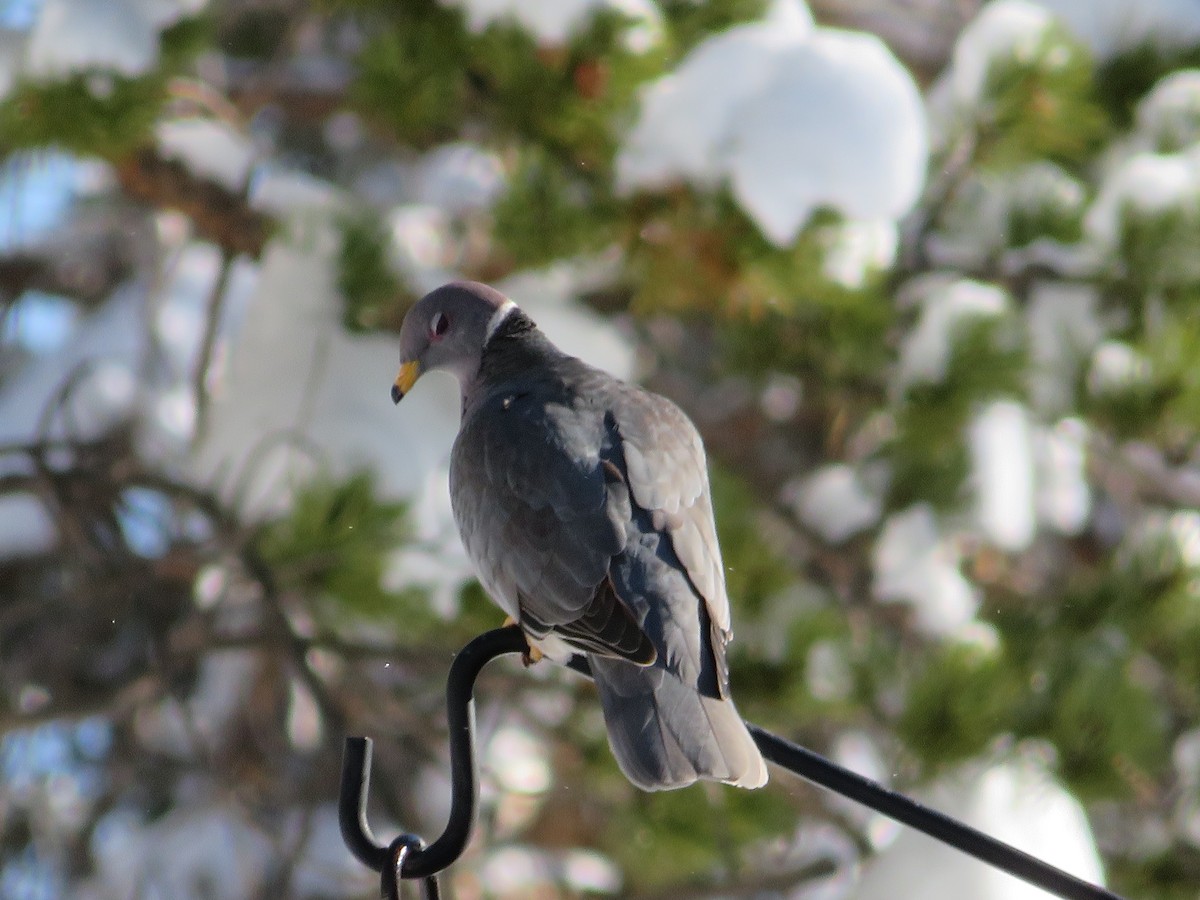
[610,386,732,636]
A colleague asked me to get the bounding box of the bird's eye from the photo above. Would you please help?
[430,311,449,338]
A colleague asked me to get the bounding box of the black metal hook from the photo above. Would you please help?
[339,626,527,895]
[340,625,1125,900]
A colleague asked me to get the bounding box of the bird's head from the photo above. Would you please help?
[392,281,517,403]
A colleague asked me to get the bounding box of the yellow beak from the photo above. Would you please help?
[392,360,421,404]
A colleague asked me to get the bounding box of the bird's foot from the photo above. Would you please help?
[501,616,543,666]
[521,645,544,667]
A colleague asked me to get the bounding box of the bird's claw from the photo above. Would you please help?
[521,644,544,667]
[501,616,543,666]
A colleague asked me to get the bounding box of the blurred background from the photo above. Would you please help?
[2,0,1200,896]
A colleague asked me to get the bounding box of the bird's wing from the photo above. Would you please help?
[608,384,731,636]
[603,382,733,699]
[451,375,655,665]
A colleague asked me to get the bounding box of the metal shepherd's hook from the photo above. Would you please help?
[339,625,1125,900]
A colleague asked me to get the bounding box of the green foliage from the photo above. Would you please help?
[897,642,1021,769]
[159,15,214,69]
[217,7,292,59]
[351,1,469,143]
[621,191,745,316]
[1084,304,1200,439]
[0,74,167,158]
[1095,42,1200,130]
[734,214,893,370]
[609,777,798,890]
[1042,637,1169,798]
[708,466,794,618]
[974,25,1108,170]
[1112,846,1200,900]
[657,0,768,56]
[1148,316,1200,431]
[987,566,1177,799]
[255,472,434,633]
[348,0,659,160]
[0,15,208,158]
[889,316,1027,509]
[1004,163,1088,247]
[335,211,408,331]
[1116,202,1200,291]
[453,578,513,639]
[491,146,620,266]
[470,11,654,167]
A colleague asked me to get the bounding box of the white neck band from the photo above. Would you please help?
[484,299,518,344]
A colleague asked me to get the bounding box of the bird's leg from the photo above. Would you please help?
[502,616,543,667]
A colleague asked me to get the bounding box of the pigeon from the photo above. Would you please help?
[392,281,767,791]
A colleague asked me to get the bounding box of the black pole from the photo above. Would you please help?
[338,627,528,887]
[339,626,1125,899]
[748,726,1121,900]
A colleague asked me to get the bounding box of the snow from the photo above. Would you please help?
[872,504,980,636]
[1006,162,1087,235]
[789,463,882,543]
[0,153,79,251]
[1168,510,1200,568]
[1027,281,1104,415]
[728,30,927,245]
[26,0,158,80]
[1032,0,1200,61]
[2,290,79,354]
[896,278,1010,390]
[0,27,24,101]
[821,219,898,288]
[948,1,1056,105]
[969,400,1036,551]
[477,845,622,896]
[856,748,1105,899]
[0,493,56,560]
[83,802,369,900]
[1176,730,1200,786]
[1085,151,1200,249]
[187,219,430,517]
[1087,340,1152,396]
[1036,418,1091,534]
[1137,69,1200,152]
[0,288,147,445]
[249,164,342,216]
[153,243,233,377]
[129,0,207,29]
[616,0,927,246]
[616,0,813,191]
[389,203,455,293]
[441,0,661,49]
[805,639,853,702]
[155,118,257,192]
[561,850,623,894]
[413,142,506,215]
[487,725,552,794]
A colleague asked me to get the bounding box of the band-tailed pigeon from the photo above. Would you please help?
[392,281,767,791]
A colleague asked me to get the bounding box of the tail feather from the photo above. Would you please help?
[589,656,768,791]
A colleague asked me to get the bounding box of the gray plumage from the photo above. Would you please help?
[393,281,767,791]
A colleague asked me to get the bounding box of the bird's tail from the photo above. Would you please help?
[588,656,768,791]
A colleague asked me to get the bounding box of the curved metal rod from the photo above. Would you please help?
[341,625,1125,900]
[339,626,528,883]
